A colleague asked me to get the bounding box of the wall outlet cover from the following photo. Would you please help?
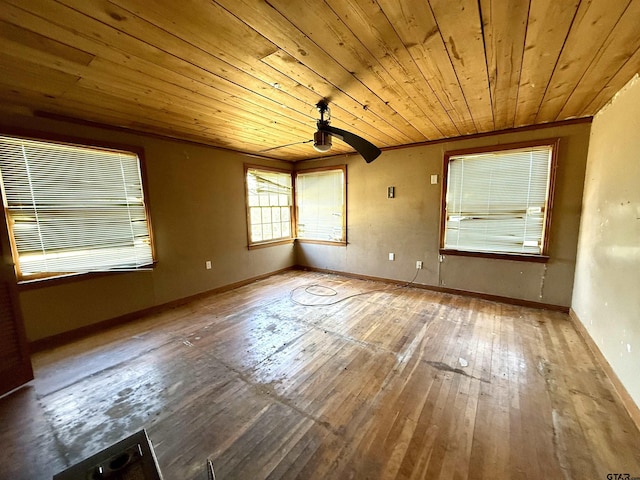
[388,186,395,198]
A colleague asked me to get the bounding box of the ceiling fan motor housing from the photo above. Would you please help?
[313,128,332,152]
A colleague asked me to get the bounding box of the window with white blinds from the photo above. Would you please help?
[442,141,557,256]
[296,167,346,243]
[0,135,154,280]
[246,167,293,245]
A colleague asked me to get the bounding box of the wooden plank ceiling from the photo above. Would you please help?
[0,0,639,161]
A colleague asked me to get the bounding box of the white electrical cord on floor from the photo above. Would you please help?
[290,268,422,307]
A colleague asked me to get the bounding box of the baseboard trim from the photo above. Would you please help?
[296,265,569,313]
[569,308,640,432]
[29,266,295,352]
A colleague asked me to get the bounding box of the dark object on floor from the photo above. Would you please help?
[53,429,163,479]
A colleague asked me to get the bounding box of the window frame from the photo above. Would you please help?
[294,165,347,246]
[244,164,295,249]
[439,138,559,262]
[0,128,156,284]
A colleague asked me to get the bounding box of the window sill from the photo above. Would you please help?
[248,238,295,250]
[248,238,347,249]
[439,249,550,263]
[16,265,155,291]
[296,239,347,247]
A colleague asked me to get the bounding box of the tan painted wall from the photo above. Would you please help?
[572,75,640,408]
[0,114,295,341]
[296,122,591,308]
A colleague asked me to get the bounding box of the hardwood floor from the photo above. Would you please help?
[1,270,639,479]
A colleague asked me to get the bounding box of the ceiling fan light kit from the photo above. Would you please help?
[313,130,332,152]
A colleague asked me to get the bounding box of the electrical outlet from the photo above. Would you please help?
[205,260,212,270]
[387,186,395,198]
[416,260,423,269]
[389,252,395,261]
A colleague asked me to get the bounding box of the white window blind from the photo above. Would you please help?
[443,144,554,255]
[296,168,345,242]
[246,168,292,244]
[0,136,154,279]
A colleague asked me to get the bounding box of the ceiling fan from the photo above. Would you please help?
[261,100,382,163]
[313,100,381,163]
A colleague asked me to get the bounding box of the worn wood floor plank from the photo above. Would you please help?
[1,270,639,479]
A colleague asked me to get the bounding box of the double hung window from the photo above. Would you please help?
[296,166,346,243]
[441,140,558,258]
[245,166,293,245]
[245,165,346,247]
[0,135,154,280]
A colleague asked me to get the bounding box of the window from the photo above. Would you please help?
[441,139,558,258]
[0,135,154,281]
[245,166,293,246]
[244,165,347,247]
[295,166,346,243]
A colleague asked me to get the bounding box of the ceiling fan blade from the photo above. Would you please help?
[320,125,381,163]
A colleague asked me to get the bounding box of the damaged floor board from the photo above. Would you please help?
[1,270,639,479]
